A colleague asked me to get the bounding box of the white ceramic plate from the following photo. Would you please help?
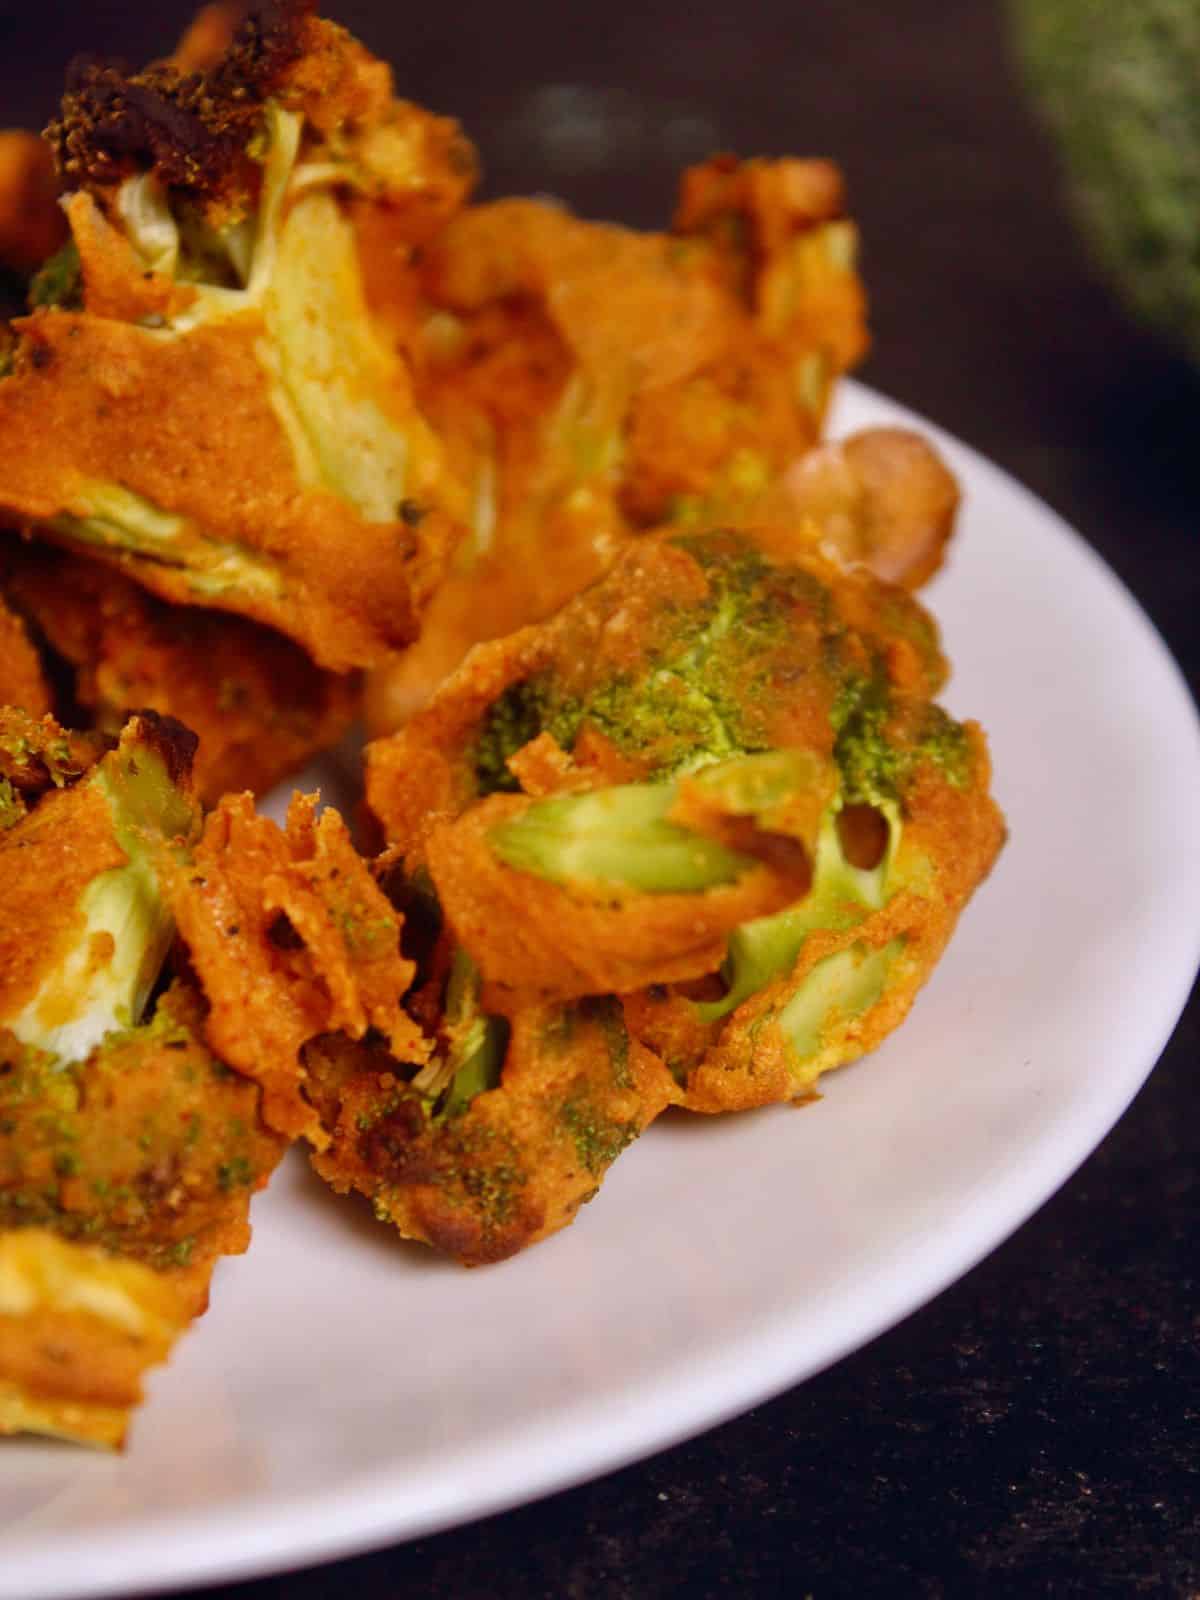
[4,381,1198,1600]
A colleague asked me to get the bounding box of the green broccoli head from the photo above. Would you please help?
[470,530,878,794]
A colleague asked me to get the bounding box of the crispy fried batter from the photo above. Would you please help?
[0,712,283,1447]
[306,992,679,1266]
[0,705,104,808]
[365,161,869,728]
[3,544,357,803]
[0,303,449,670]
[367,532,941,998]
[166,792,426,1143]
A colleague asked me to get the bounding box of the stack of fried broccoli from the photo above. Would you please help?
[0,0,1004,1445]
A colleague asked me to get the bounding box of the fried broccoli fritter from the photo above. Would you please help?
[306,983,679,1266]
[367,527,1004,1111]
[152,764,680,1265]
[3,543,358,804]
[365,159,870,726]
[0,1,475,670]
[0,713,285,1445]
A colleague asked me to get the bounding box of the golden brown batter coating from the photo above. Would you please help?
[365,157,870,727]
[166,792,427,1144]
[307,992,679,1266]
[3,544,357,804]
[0,984,285,1446]
[0,3,474,670]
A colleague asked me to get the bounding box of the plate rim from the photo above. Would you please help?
[4,377,1199,1600]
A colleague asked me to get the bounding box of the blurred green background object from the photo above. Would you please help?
[1012,0,1200,364]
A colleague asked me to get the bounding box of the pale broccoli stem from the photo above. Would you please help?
[411,949,507,1117]
[6,730,197,1062]
[488,782,753,893]
[778,937,902,1059]
[693,799,900,1023]
[488,750,829,894]
[51,483,283,603]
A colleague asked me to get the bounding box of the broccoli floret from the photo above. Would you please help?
[488,749,824,894]
[470,531,835,794]
[0,777,25,831]
[2,713,200,1062]
[833,670,971,806]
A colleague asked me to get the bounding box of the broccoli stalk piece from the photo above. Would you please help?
[694,798,901,1022]
[489,749,834,893]
[778,937,903,1060]
[489,781,753,893]
[410,948,507,1118]
[2,714,200,1062]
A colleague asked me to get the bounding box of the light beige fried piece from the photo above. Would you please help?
[306,991,680,1267]
[166,792,428,1144]
[0,132,66,277]
[0,591,50,715]
[777,427,961,589]
[0,3,474,671]
[0,1231,207,1448]
[4,543,358,804]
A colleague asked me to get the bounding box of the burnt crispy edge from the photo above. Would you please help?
[46,0,315,199]
[124,709,199,788]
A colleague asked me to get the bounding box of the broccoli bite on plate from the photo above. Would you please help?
[0,0,475,671]
[367,526,1005,1113]
[0,712,285,1446]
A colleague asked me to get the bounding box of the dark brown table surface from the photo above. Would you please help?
[4,2,1198,1594]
